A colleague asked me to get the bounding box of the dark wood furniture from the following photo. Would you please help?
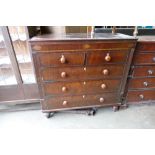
[29,33,137,117]
[126,36,155,104]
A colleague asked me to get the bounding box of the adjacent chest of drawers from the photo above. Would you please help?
[29,33,136,116]
[126,41,155,104]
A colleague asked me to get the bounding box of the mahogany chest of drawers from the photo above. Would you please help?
[29,33,137,117]
[126,40,155,104]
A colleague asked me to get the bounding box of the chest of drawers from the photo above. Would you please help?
[126,41,155,104]
[29,33,137,117]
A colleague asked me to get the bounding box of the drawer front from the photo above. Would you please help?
[127,90,155,103]
[128,77,155,89]
[87,50,129,65]
[136,42,155,52]
[42,93,118,110]
[132,66,155,77]
[31,41,136,52]
[133,53,155,65]
[38,52,85,67]
[41,65,124,81]
[43,79,121,96]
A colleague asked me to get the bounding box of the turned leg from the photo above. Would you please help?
[45,112,55,118]
[87,108,97,116]
[46,112,51,118]
[112,105,120,112]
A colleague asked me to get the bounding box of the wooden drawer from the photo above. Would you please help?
[42,93,119,111]
[31,41,136,52]
[132,66,155,77]
[37,52,85,67]
[133,53,155,65]
[127,90,155,103]
[41,65,124,81]
[43,79,121,96]
[87,50,129,65]
[136,42,155,52]
[128,77,155,89]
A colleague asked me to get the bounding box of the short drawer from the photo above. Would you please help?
[37,52,85,67]
[133,53,155,65]
[43,79,121,96]
[42,93,119,111]
[127,90,155,103]
[41,65,124,81]
[128,77,155,89]
[132,66,155,77]
[86,50,129,65]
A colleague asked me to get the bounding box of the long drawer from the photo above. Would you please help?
[41,65,124,81]
[132,66,155,77]
[31,41,136,52]
[128,77,155,89]
[127,90,155,103]
[133,53,155,65]
[135,42,155,52]
[37,52,85,67]
[42,93,119,111]
[43,79,121,96]
[87,50,129,65]
[131,66,155,77]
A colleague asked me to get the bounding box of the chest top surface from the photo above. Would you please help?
[30,33,137,42]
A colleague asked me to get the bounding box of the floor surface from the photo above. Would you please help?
[0,104,155,129]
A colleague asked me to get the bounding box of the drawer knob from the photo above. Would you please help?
[99,97,105,103]
[148,70,153,75]
[139,94,144,100]
[143,81,148,87]
[101,83,106,89]
[82,95,86,98]
[152,57,155,62]
[102,69,109,75]
[61,72,66,78]
[60,55,66,64]
[105,53,111,62]
[62,100,68,106]
[62,86,67,92]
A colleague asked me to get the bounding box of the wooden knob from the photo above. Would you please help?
[60,55,66,64]
[62,86,67,92]
[148,70,153,75]
[99,97,104,103]
[139,94,144,100]
[105,53,111,62]
[102,69,109,75]
[82,95,86,98]
[62,100,68,106]
[152,57,155,62]
[101,84,106,89]
[143,82,148,87]
[61,72,66,78]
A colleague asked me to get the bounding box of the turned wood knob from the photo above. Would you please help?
[148,70,153,75]
[152,57,155,62]
[143,81,148,87]
[62,100,68,106]
[139,94,144,100]
[61,72,66,78]
[101,83,106,89]
[99,97,104,103]
[105,53,111,62]
[62,86,67,92]
[102,69,109,75]
[60,55,66,64]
